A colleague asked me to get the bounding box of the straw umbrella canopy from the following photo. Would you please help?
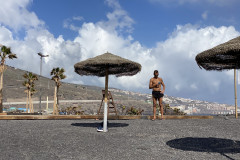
[74,52,142,132]
[195,36,240,118]
[196,36,240,71]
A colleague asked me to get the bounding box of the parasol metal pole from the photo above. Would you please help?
[103,67,109,132]
[234,69,238,118]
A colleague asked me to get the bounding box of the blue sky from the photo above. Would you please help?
[0,0,240,105]
[30,0,240,46]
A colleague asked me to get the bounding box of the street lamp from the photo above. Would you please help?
[38,52,49,114]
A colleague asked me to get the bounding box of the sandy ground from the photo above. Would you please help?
[0,117,240,160]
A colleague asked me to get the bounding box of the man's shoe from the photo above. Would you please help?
[97,126,108,132]
[97,126,103,132]
[97,121,109,132]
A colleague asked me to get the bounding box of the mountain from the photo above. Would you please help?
[2,65,235,115]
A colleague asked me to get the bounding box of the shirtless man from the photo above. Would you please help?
[149,70,165,120]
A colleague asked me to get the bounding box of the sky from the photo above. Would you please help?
[0,0,240,105]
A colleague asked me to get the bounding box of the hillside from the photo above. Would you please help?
[3,65,143,102]
[3,65,154,114]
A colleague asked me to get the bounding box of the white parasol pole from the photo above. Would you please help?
[103,67,109,132]
[234,69,238,118]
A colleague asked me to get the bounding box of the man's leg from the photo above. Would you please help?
[159,97,164,119]
[152,97,157,120]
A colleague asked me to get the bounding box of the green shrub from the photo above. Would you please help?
[126,106,144,115]
[61,106,84,115]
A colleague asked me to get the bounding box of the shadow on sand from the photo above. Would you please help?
[166,137,240,160]
[71,122,129,128]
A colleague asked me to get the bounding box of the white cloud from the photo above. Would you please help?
[100,0,134,33]
[0,26,14,43]
[149,0,238,6]
[73,16,84,21]
[150,25,239,102]
[190,83,198,90]
[0,0,44,31]
[201,11,208,20]
[63,16,84,31]
[1,26,82,82]
[73,16,240,103]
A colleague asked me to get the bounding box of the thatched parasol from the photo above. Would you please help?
[74,52,141,132]
[196,36,240,118]
[196,36,240,71]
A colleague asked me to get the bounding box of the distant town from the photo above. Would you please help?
[109,88,239,115]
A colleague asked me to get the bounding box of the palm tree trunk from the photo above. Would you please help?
[57,86,59,106]
[31,98,34,113]
[26,91,29,113]
[53,85,57,115]
[55,105,59,115]
[0,68,3,89]
[0,68,3,113]
[29,92,32,113]
[28,91,30,113]
[56,85,59,115]
[31,96,33,113]
[29,92,33,113]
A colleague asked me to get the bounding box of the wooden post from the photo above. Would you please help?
[234,69,238,118]
[103,67,109,132]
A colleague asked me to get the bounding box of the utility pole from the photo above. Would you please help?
[38,52,49,114]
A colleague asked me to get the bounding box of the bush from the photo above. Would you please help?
[173,108,186,115]
[164,104,186,115]
[126,106,144,115]
[60,106,84,115]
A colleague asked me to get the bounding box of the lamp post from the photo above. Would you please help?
[38,52,49,114]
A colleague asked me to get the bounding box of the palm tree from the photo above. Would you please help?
[51,67,66,115]
[23,72,38,113]
[0,45,17,112]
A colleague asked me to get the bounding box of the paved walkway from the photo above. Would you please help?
[0,117,240,160]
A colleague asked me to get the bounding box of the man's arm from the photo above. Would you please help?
[149,78,154,89]
[161,79,165,93]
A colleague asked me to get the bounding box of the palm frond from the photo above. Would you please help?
[0,45,17,63]
[8,53,17,59]
[51,67,66,83]
[22,72,38,96]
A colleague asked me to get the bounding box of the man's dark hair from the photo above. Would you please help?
[154,70,158,74]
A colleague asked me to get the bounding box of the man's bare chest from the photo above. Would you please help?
[152,78,161,84]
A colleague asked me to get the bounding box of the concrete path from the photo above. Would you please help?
[0,117,240,160]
